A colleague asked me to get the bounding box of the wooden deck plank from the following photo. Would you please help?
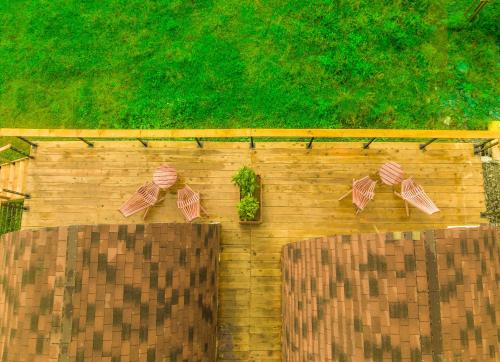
[20,141,486,360]
[16,159,26,192]
[7,164,15,192]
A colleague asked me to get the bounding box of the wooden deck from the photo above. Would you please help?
[21,141,486,361]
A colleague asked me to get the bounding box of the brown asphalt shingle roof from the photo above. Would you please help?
[282,225,499,361]
[0,223,220,362]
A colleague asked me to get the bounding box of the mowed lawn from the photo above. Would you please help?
[0,0,497,130]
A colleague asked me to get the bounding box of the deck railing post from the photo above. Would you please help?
[78,137,94,148]
[137,138,148,147]
[195,138,203,148]
[17,136,38,148]
[250,137,255,149]
[2,189,30,199]
[474,138,495,154]
[475,138,495,148]
[363,138,377,149]
[475,140,499,155]
[10,146,34,159]
[306,137,314,149]
[419,138,438,151]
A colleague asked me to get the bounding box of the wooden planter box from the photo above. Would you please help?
[239,175,262,225]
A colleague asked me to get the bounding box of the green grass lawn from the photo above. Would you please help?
[0,0,497,130]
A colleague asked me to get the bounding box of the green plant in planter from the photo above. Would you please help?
[238,195,260,221]
[232,166,258,196]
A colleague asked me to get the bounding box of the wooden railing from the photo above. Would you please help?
[1,127,499,139]
[0,143,34,159]
[1,127,499,153]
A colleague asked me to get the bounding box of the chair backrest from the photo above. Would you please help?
[137,182,161,204]
[119,182,160,217]
[354,176,376,198]
[177,185,196,202]
[352,176,376,210]
[401,178,423,197]
[401,178,439,214]
[177,185,200,221]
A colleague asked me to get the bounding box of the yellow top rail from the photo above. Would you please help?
[0,128,499,139]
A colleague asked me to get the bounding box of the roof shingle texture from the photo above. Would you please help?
[282,225,499,361]
[0,223,220,362]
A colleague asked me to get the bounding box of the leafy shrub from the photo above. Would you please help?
[238,195,260,221]
[232,166,258,196]
[233,166,261,221]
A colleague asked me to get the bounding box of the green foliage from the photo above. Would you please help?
[0,1,496,129]
[232,166,258,196]
[233,166,260,220]
[0,200,23,235]
[238,195,260,221]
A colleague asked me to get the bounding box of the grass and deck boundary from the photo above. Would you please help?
[2,127,499,158]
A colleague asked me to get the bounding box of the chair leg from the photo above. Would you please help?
[338,189,352,201]
[143,206,152,220]
[394,191,409,216]
[196,192,208,216]
[143,197,165,220]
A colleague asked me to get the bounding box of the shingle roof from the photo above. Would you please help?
[282,225,499,361]
[0,223,220,361]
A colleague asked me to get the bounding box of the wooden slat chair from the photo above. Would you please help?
[177,185,207,222]
[394,177,439,216]
[119,182,162,219]
[338,176,377,214]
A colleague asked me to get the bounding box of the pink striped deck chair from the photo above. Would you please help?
[338,176,377,214]
[119,182,162,219]
[177,185,207,222]
[395,177,439,216]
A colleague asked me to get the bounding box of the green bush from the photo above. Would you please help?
[238,195,260,221]
[232,166,258,196]
[233,166,261,220]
